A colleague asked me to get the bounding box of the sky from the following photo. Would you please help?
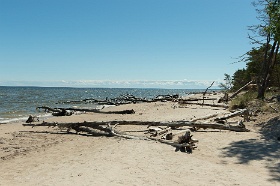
[0,0,259,89]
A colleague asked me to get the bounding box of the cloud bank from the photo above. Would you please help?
[0,80,222,89]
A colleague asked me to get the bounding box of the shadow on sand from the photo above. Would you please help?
[221,116,280,182]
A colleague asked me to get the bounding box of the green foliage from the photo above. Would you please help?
[229,1,280,97]
[219,73,233,90]
[232,69,249,91]
[229,89,280,112]
[230,91,258,109]
[231,44,280,91]
[265,0,280,42]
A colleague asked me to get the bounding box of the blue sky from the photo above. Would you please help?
[0,0,258,88]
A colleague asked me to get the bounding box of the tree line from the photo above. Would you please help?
[224,0,280,99]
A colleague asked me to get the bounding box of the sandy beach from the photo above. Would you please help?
[1,92,279,186]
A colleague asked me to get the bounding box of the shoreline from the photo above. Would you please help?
[1,92,279,185]
[0,86,219,125]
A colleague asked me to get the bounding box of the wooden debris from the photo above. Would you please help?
[56,93,180,106]
[22,121,199,153]
[25,115,39,123]
[147,126,171,137]
[190,113,219,122]
[23,119,250,132]
[214,109,249,122]
[230,80,254,99]
[202,81,215,105]
[178,101,228,108]
[37,106,135,115]
[177,130,198,153]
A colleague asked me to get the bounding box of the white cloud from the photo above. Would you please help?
[0,79,221,89]
[0,79,222,89]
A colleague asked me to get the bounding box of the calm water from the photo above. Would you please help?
[0,86,206,123]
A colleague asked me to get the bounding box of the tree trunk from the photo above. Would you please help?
[229,80,254,99]
[257,40,279,99]
[23,119,250,132]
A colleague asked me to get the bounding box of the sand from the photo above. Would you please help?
[0,93,279,186]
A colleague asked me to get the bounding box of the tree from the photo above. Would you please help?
[232,69,248,91]
[219,73,233,90]
[250,0,280,98]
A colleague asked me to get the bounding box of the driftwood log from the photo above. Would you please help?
[23,120,250,132]
[230,80,254,99]
[37,106,135,115]
[22,121,198,151]
[179,101,228,109]
[56,94,179,106]
[190,113,219,122]
[214,109,249,122]
[25,115,39,123]
[180,98,217,102]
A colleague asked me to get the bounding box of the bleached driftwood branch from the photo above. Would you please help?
[23,119,249,132]
[214,109,249,121]
[230,80,254,99]
[22,121,197,151]
[178,101,228,108]
[37,106,135,115]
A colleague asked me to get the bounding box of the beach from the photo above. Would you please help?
[0,92,279,186]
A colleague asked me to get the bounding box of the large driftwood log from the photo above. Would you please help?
[230,80,254,99]
[190,113,219,122]
[37,106,101,113]
[179,101,228,108]
[37,106,135,115]
[180,98,217,102]
[22,122,196,150]
[23,120,250,132]
[57,93,179,106]
[214,109,249,121]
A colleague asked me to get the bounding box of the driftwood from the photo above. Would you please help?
[230,80,254,99]
[36,107,73,116]
[57,94,179,106]
[190,113,219,122]
[179,101,228,109]
[22,114,250,155]
[202,81,215,105]
[177,130,198,153]
[37,106,135,115]
[147,126,172,137]
[37,106,101,113]
[23,119,250,132]
[25,115,39,123]
[180,98,217,102]
[214,109,249,122]
[22,121,197,151]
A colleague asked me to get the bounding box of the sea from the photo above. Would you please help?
[0,86,209,124]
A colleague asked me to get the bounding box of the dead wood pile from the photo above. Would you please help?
[37,106,135,116]
[56,93,179,106]
[23,109,250,154]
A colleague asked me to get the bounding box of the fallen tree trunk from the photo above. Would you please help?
[23,120,249,132]
[179,98,217,102]
[179,102,228,108]
[190,113,219,122]
[22,122,196,151]
[37,106,101,113]
[37,106,135,114]
[214,109,248,121]
[230,80,254,99]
